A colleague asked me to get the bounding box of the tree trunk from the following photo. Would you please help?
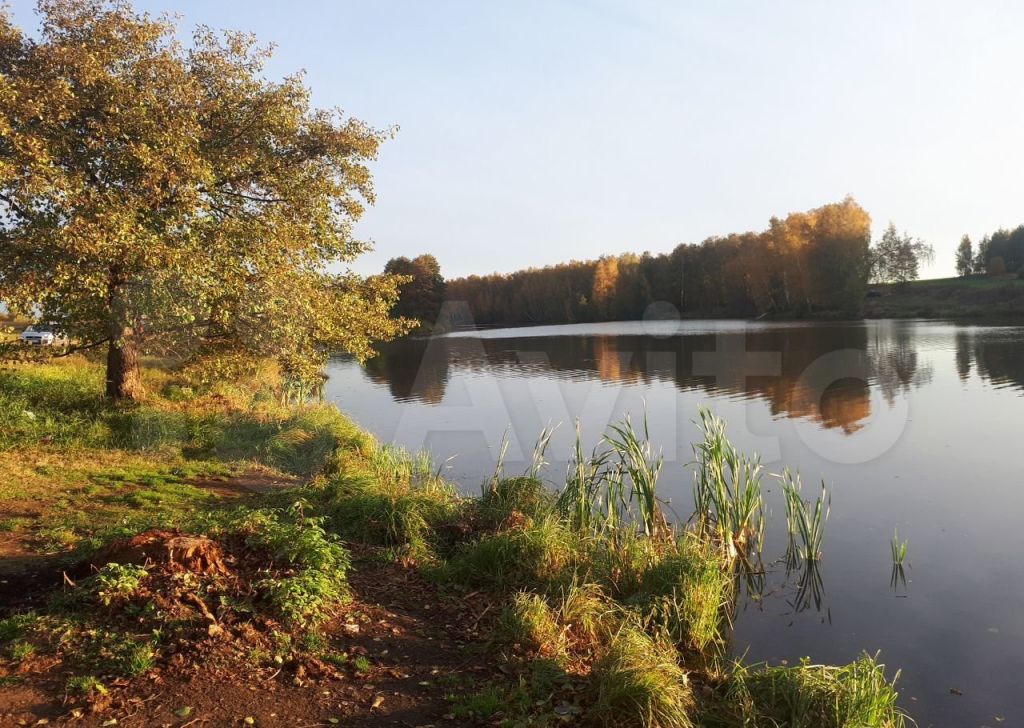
[106,334,144,400]
[105,268,145,401]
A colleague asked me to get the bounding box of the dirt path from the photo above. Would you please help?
[0,555,500,728]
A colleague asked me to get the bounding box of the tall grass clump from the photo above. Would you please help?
[479,475,550,526]
[443,514,577,589]
[781,470,830,562]
[720,653,909,728]
[526,423,557,480]
[889,529,909,592]
[587,624,695,728]
[631,534,734,655]
[498,592,566,658]
[583,529,663,600]
[323,445,462,560]
[691,408,764,560]
[498,580,620,662]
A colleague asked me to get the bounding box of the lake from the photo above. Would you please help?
[324,318,1024,728]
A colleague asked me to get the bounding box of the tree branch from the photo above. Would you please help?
[203,187,287,204]
[52,337,112,358]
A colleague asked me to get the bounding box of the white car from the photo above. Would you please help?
[19,324,64,346]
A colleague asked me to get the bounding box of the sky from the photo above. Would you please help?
[6,0,1024,279]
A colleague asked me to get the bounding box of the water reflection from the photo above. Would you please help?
[354,321,1014,433]
[959,328,1024,391]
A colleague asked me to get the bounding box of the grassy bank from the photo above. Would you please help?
[0,358,912,727]
[864,274,1024,319]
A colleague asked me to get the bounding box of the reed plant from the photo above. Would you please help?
[605,414,667,537]
[557,420,611,533]
[486,427,511,495]
[890,529,908,566]
[889,529,909,593]
[691,408,765,560]
[781,470,830,562]
[527,423,557,480]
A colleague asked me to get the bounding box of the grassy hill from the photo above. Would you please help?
[864,274,1024,319]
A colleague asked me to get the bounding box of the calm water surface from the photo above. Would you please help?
[325,319,1024,728]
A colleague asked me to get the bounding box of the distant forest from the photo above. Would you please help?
[446,198,873,326]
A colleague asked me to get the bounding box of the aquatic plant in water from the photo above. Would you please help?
[781,470,830,562]
[691,408,765,560]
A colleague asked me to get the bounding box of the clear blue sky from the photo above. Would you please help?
[7,1,1024,278]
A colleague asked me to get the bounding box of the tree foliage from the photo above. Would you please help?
[972,225,1024,276]
[383,254,446,331]
[955,235,974,277]
[869,223,933,285]
[0,0,409,399]
[447,198,873,325]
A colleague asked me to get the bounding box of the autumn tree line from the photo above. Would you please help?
[390,198,941,329]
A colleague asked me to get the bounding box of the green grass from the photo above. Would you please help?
[0,359,354,477]
[864,274,1024,319]
[8,640,36,660]
[320,445,462,561]
[0,358,362,558]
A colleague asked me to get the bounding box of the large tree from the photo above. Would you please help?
[383,254,446,330]
[955,235,974,277]
[870,223,934,284]
[0,0,409,399]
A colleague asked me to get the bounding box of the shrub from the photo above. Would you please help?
[258,569,348,627]
[220,506,351,625]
